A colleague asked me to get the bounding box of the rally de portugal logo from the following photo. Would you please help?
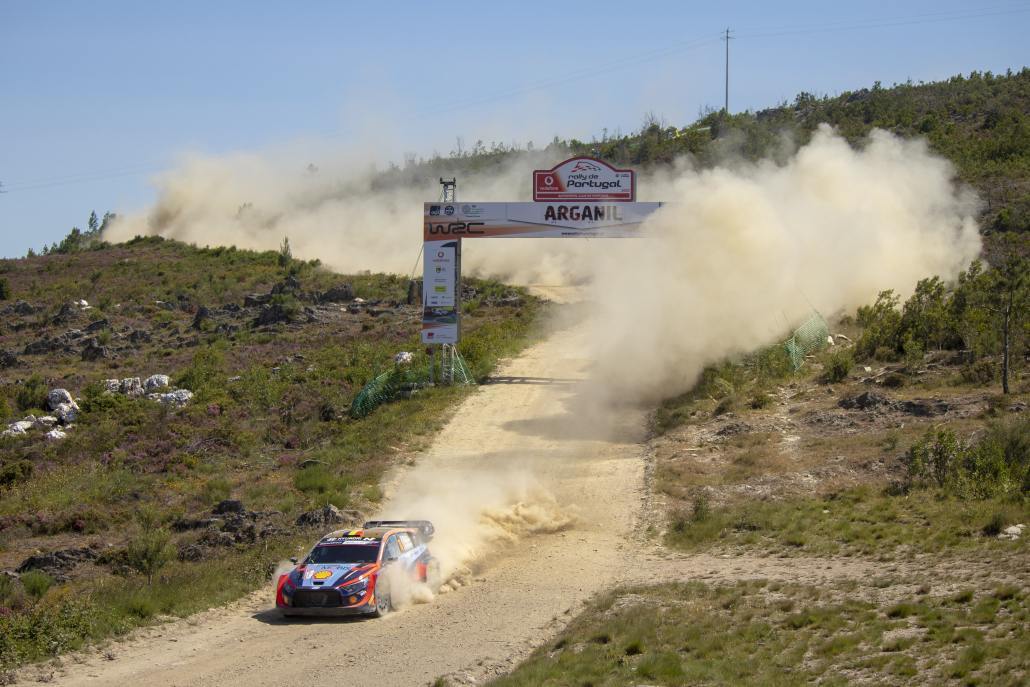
[532,157,635,202]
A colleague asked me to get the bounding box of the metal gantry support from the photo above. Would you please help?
[427,177,471,387]
[439,177,456,202]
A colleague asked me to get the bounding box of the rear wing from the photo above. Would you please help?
[363,520,435,541]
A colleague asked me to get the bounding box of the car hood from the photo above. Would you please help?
[296,563,375,588]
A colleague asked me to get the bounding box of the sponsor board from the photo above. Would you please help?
[423,201,662,239]
[424,241,457,307]
[421,239,460,344]
[533,157,635,201]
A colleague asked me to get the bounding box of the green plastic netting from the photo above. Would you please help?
[350,367,422,419]
[349,347,475,418]
[783,312,830,371]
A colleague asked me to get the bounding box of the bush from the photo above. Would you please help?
[905,419,1028,497]
[0,575,24,610]
[19,571,53,601]
[882,372,906,388]
[691,490,711,523]
[713,396,736,416]
[0,278,10,300]
[856,291,902,359]
[14,374,48,412]
[961,360,995,385]
[749,392,773,409]
[906,428,961,489]
[293,464,350,507]
[201,477,231,505]
[822,350,853,384]
[0,597,96,669]
[176,344,226,395]
[125,511,173,585]
[0,460,33,487]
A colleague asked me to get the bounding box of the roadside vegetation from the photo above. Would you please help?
[493,580,1029,686]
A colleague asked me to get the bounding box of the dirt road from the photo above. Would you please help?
[46,311,652,687]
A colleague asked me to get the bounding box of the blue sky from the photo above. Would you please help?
[1,0,1027,257]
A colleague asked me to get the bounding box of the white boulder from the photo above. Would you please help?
[119,377,144,397]
[144,374,171,392]
[47,388,74,410]
[156,389,193,407]
[394,351,414,365]
[33,416,58,428]
[44,428,67,441]
[102,379,121,393]
[53,402,79,424]
[998,524,1025,541]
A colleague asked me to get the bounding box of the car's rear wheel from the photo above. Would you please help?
[372,579,392,618]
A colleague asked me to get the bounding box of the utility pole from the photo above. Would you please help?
[722,27,733,114]
[721,27,737,114]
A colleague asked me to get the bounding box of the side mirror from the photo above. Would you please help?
[289,557,298,565]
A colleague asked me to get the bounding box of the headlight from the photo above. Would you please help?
[338,577,369,595]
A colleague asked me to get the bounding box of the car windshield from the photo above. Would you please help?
[306,544,379,564]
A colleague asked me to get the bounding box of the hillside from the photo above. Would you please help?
[0,236,542,670]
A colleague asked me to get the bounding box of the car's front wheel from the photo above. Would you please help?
[371,579,392,618]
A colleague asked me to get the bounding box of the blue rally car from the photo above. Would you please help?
[276,520,439,617]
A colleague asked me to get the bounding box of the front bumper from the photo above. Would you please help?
[279,603,376,617]
[278,584,375,617]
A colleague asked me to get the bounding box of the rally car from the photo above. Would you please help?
[276,520,439,617]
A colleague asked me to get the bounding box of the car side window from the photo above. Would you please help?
[384,536,401,560]
[397,533,414,551]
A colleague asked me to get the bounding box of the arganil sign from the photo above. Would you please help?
[533,156,635,202]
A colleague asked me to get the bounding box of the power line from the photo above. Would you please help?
[4,4,1027,194]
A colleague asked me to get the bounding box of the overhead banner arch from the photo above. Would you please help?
[421,157,663,344]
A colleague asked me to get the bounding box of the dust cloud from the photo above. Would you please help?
[104,148,588,286]
[376,460,575,591]
[587,124,981,401]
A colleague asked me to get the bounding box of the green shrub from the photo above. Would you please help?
[14,374,48,412]
[822,350,853,384]
[906,428,961,489]
[905,419,1028,497]
[201,477,231,505]
[691,490,711,523]
[176,344,226,395]
[882,372,906,388]
[0,574,21,609]
[125,511,173,585]
[982,512,1005,537]
[856,291,902,359]
[0,460,33,487]
[961,359,995,385]
[749,392,773,409]
[19,571,53,601]
[0,278,10,300]
[0,597,96,669]
[293,464,350,507]
[713,396,735,416]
